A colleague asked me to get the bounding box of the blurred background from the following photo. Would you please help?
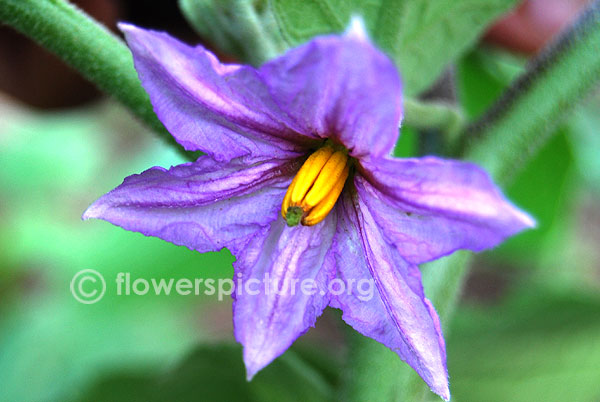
[1,0,599,401]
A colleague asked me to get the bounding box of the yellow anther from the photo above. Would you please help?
[290,146,334,205]
[302,165,349,226]
[282,145,350,227]
[303,150,348,208]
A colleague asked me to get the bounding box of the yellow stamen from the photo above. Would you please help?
[282,145,350,227]
[290,146,334,205]
[302,165,349,226]
[303,150,348,209]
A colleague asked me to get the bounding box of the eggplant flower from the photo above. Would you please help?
[83,20,534,400]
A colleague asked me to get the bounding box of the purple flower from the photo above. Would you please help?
[83,20,534,400]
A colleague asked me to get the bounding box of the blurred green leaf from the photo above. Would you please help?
[179,0,287,64]
[0,102,235,402]
[457,49,524,120]
[270,0,518,95]
[567,98,600,191]
[493,131,575,263]
[449,290,600,402]
[394,125,418,157]
[76,344,334,402]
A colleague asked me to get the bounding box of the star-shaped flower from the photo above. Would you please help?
[84,20,534,400]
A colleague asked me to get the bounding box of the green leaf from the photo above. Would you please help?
[179,0,288,65]
[270,0,519,95]
[448,291,600,402]
[491,131,575,263]
[76,344,334,402]
[394,125,418,157]
[567,97,600,191]
[0,103,234,402]
[457,49,525,120]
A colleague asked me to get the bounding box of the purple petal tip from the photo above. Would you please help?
[438,385,451,401]
[81,201,105,221]
[116,21,136,33]
[426,369,450,401]
[345,16,368,40]
[243,351,267,382]
[518,208,537,229]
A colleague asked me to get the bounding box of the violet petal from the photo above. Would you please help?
[83,156,299,255]
[331,191,450,400]
[233,216,337,379]
[360,156,535,264]
[120,23,318,162]
[259,21,402,159]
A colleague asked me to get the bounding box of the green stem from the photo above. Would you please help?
[463,0,600,183]
[403,98,464,142]
[0,0,192,157]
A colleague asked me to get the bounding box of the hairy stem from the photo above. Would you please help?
[0,0,192,157]
[463,0,600,183]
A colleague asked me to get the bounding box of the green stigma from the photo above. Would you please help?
[285,206,303,227]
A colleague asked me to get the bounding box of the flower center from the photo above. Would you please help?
[281,144,350,227]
